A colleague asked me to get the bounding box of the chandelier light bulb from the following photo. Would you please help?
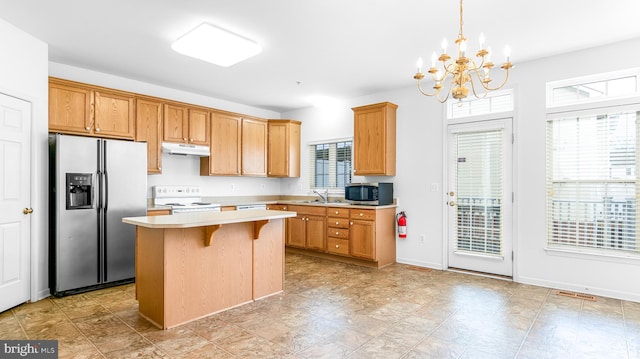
[416,57,423,73]
[486,46,492,62]
[431,52,437,67]
[459,40,467,57]
[441,38,448,53]
[504,45,512,62]
[479,32,485,49]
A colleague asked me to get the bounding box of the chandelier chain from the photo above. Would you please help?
[459,0,464,39]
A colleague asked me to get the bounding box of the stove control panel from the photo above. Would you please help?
[152,185,202,198]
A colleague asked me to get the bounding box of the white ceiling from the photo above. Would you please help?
[2,0,640,113]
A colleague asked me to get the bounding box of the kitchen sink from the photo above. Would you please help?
[289,200,351,205]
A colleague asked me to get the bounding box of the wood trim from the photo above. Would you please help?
[204,224,222,246]
[253,220,269,239]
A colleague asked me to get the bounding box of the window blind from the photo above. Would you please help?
[309,140,352,190]
[546,110,640,253]
[455,130,503,255]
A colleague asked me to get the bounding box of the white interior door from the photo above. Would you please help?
[447,118,513,277]
[0,93,31,311]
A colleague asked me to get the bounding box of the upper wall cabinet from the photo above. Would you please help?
[163,104,210,146]
[352,102,397,176]
[268,120,301,177]
[49,78,135,140]
[201,112,242,176]
[135,98,163,174]
[241,118,268,176]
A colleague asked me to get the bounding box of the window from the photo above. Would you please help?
[546,69,640,255]
[447,89,513,119]
[309,139,352,190]
[547,68,640,108]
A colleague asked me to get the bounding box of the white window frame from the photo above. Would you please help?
[308,137,352,193]
[546,68,640,259]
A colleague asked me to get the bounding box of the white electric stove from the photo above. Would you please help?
[152,185,221,214]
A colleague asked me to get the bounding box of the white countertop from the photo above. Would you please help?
[123,209,297,229]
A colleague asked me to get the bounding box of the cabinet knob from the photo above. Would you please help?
[336,244,339,248]
[190,138,194,141]
[335,211,339,214]
[350,222,353,225]
[85,126,91,131]
[335,231,339,235]
[306,218,309,221]
[359,213,363,216]
[283,207,287,210]
[183,137,187,141]
[95,128,100,132]
[335,221,339,225]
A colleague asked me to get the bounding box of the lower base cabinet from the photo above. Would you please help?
[285,205,396,268]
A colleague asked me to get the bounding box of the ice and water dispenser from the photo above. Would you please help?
[66,173,93,209]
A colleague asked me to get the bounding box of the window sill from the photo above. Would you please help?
[544,246,640,265]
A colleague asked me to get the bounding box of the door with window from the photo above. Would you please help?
[447,118,513,277]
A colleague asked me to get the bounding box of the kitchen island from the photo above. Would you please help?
[122,209,296,329]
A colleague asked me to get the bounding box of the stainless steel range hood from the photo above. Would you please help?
[162,142,210,156]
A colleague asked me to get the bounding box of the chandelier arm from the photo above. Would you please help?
[437,79,453,103]
[416,78,442,97]
[468,73,489,99]
[479,67,511,91]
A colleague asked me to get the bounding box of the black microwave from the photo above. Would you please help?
[344,182,393,205]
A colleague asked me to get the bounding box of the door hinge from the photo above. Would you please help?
[511,251,514,261]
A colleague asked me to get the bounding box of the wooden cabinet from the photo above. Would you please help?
[135,98,163,174]
[163,104,210,146]
[242,118,268,176]
[201,113,242,175]
[268,120,301,177]
[147,209,171,216]
[286,205,326,250]
[327,207,350,256]
[349,209,376,260]
[266,204,288,211]
[49,78,135,139]
[352,102,397,176]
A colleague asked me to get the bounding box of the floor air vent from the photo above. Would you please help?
[556,290,597,301]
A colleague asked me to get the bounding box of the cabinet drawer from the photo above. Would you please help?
[328,217,350,228]
[350,209,375,221]
[327,238,349,255]
[328,228,349,239]
[287,205,327,216]
[327,207,349,218]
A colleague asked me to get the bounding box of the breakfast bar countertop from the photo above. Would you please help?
[123,209,297,229]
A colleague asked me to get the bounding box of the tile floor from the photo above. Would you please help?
[1,253,639,358]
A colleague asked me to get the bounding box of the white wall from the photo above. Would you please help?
[283,38,640,302]
[0,17,49,300]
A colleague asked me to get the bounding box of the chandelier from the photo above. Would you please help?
[413,0,513,103]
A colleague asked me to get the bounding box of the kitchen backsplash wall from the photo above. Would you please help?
[147,153,283,197]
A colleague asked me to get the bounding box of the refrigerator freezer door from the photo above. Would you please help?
[103,140,147,282]
[55,134,100,292]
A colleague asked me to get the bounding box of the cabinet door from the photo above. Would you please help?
[188,109,210,145]
[163,104,189,143]
[268,120,301,177]
[241,119,267,176]
[353,108,386,175]
[94,91,135,139]
[286,215,306,248]
[135,99,163,174]
[305,215,326,251]
[267,122,288,177]
[349,219,375,260]
[204,113,241,175]
[49,81,93,135]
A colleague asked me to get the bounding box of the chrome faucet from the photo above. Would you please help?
[313,189,328,203]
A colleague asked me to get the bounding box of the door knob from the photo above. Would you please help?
[449,201,456,207]
[449,191,455,197]
[23,208,33,214]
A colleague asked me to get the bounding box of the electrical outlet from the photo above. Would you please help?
[430,183,439,192]
[231,183,235,190]
[420,234,425,244]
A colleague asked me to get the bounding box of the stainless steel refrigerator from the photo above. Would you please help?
[49,133,147,296]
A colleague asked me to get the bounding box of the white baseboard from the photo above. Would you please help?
[396,257,444,270]
[517,275,640,303]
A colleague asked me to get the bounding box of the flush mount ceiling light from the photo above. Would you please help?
[413,0,513,102]
[171,23,262,67]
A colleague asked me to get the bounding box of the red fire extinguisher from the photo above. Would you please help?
[397,211,407,238]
